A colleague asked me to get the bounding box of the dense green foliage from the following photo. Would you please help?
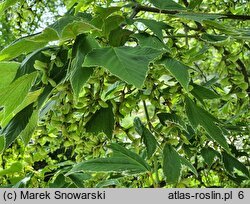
[0,0,249,187]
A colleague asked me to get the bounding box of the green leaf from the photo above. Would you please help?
[70,35,99,96]
[163,144,197,183]
[15,47,53,78]
[222,152,249,178]
[102,15,124,37]
[0,135,5,154]
[0,162,23,176]
[30,16,99,43]
[184,96,229,151]
[136,19,172,40]
[175,13,224,23]
[20,109,38,145]
[0,61,19,90]
[179,156,198,176]
[67,143,150,175]
[1,89,43,127]
[67,157,148,175]
[203,20,237,36]
[104,81,126,99]
[68,173,91,188]
[96,179,120,188]
[0,72,37,125]
[12,173,32,188]
[163,144,181,184]
[0,0,20,15]
[109,28,133,47]
[188,0,203,10]
[157,112,186,130]
[83,46,163,88]
[86,103,114,139]
[29,28,59,42]
[149,0,186,11]
[0,103,34,149]
[201,33,229,44]
[49,174,68,188]
[159,57,190,90]
[50,16,98,41]
[157,112,195,140]
[134,117,157,158]
[110,143,150,171]
[191,83,220,101]
[91,6,121,28]
[133,33,168,50]
[61,21,98,40]
[201,147,220,167]
[0,38,47,61]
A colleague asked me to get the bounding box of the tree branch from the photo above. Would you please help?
[134,4,250,21]
[235,59,250,99]
[224,50,250,99]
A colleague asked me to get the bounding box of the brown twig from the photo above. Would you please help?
[134,4,250,21]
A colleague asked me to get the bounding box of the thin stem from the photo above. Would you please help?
[142,100,153,130]
[148,171,157,188]
[194,62,208,82]
[154,157,160,187]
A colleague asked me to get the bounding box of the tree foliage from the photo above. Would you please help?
[0,0,249,187]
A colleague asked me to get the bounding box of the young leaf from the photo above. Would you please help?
[0,103,34,149]
[83,46,163,88]
[185,96,229,151]
[159,57,190,91]
[222,152,249,178]
[149,0,186,11]
[67,143,150,175]
[49,16,98,41]
[163,144,182,184]
[61,21,98,40]
[134,117,157,158]
[86,103,114,139]
[70,35,99,96]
